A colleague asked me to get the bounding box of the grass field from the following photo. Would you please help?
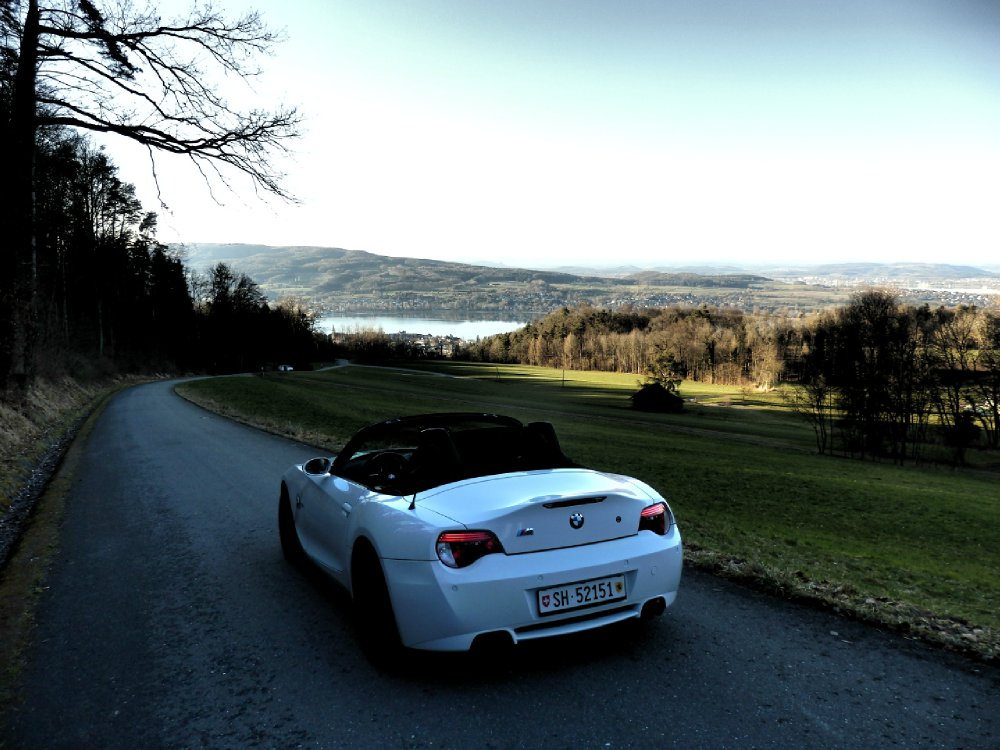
[177,362,999,661]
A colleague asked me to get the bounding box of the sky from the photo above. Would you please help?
[97,0,1000,269]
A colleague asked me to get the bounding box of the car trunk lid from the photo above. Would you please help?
[418,469,655,554]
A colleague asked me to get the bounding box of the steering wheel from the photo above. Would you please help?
[366,451,409,488]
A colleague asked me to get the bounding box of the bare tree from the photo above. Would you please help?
[746,315,784,391]
[973,308,1000,449]
[26,0,300,198]
[1,0,300,388]
[928,306,983,462]
[782,376,835,454]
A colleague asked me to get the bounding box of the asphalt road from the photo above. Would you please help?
[4,380,998,749]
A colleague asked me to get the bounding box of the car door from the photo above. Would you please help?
[294,473,366,577]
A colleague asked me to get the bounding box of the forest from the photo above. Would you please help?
[1,1,315,391]
[455,296,1000,464]
[0,116,330,383]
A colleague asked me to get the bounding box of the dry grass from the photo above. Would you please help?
[0,378,110,512]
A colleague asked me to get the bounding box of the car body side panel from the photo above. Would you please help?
[294,474,367,575]
[349,500,455,564]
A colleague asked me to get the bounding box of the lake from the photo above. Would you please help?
[316,313,532,340]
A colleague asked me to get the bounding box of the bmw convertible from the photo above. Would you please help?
[278,413,682,654]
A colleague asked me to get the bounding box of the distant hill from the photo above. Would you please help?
[550,261,998,281]
[551,264,750,277]
[179,244,610,293]
[754,262,998,281]
[624,271,772,288]
[176,243,276,265]
[171,244,998,315]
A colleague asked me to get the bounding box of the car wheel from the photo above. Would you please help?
[278,486,307,567]
[351,542,403,666]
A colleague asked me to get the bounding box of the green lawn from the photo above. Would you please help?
[177,362,999,661]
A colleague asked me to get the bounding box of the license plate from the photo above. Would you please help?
[537,575,626,615]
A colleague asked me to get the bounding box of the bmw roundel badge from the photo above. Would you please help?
[569,513,585,529]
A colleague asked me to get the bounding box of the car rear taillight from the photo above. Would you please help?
[638,502,671,535]
[436,531,504,568]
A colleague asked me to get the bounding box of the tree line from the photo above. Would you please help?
[456,293,1000,463]
[458,305,797,388]
[0,117,329,378]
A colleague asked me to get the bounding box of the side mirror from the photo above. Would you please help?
[303,457,332,475]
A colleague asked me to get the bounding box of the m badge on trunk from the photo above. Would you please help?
[569,513,585,529]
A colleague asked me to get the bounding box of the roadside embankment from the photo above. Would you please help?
[0,378,126,568]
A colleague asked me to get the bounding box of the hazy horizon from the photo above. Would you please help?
[178,241,1000,277]
[103,1,999,270]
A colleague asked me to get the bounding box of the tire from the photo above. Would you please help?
[351,543,403,667]
[278,486,307,567]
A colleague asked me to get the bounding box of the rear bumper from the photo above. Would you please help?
[382,528,682,651]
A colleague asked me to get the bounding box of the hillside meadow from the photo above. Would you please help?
[177,362,999,661]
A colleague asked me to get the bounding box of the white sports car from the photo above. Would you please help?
[278,413,682,654]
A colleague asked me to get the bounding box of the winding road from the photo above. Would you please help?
[4,380,998,749]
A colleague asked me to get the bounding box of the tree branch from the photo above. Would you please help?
[24,0,301,202]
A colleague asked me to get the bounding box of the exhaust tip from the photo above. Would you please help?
[640,597,666,620]
[471,630,515,655]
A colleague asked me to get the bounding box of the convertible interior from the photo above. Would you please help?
[328,414,578,494]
